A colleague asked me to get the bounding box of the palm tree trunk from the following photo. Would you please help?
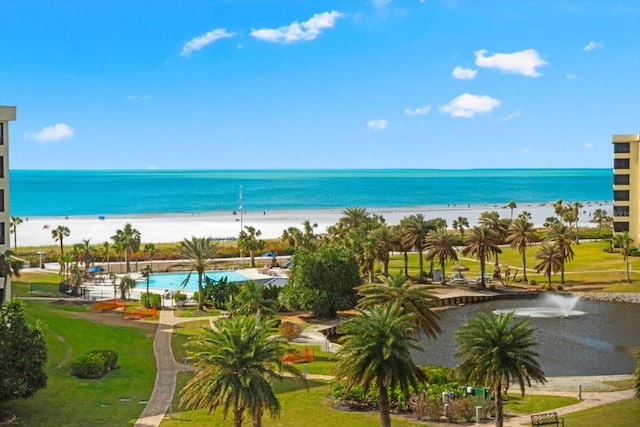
[197,271,204,311]
[440,260,446,286]
[626,257,630,283]
[378,386,392,427]
[522,252,528,282]
[418,248,424,281]
[234,407,243,427]
[125,248,132,272]
[495,381,504,427]
[403,251,408,278]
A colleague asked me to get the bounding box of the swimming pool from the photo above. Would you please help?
[138,271,249,292]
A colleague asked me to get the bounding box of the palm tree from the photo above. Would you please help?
[534,244,563,287]
[300,220,318,250]
[180,316,304,427]
[144,243,156,272]
[542,223,574,284]
[506,217,539,283]
[572,201,584,242]
[0,249,23,304]
[478,211,509,270]
[77,238,93,271]
[51,225,71,256]
[389,224,411,278]
[141,265,152,308]
[455,311,546,427]
[356,273,441,339]
[333,305,427,427]
[371,225,394,277]
[118,275,136,300]
[452,216,469,238]
[102,241,110,273]
[507,200,517,221]
[462,226,501,289]
[281,226,301,249]
[613,231,633,283]
[231,280,276,318]
[113,241,125,273]
[111,223,141,273]
[177,237,217,311]
[401,214,432,282]
[238,226,265,268]
[9,216,23,250]
[424,228,459,286]
[339,206,370,229]
[592,208,612,237]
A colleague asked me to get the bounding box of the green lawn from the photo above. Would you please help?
[563,399,640,426]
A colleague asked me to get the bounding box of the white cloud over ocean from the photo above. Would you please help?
[439,93,501,118]
[251,11,344,43]
[28,123,75,142]
[181,28,236,57]
[474,49,547,77]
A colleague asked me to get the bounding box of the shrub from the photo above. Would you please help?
[410,392,443,421]
[279,321,302,341]
[173,291,187,305]
[601,240,613,253]
[70,349,119,379]
[528,279,537,286]
[141,293,162,309]
[557,285,564,291]
[447,397,477,423]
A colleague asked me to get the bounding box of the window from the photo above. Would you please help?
[614,222,629,232]
[0,156,3,178]
[0,189,4,212]
[614,206,629,217]
[614,174,630,185]
[614,158,630,169]
[614,190,630,201]
[0,123,3,145]
[614,142,630,153]
[0,222,4,245]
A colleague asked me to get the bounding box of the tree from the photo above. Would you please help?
[452,216,469,238]
[356,273,441,339]
[0,250,23,305]
[333,305,427,427]
[534,244,563,287]
[76,238,93,271]
[177,237,217,311]
[572,201,584,242]
[401,214,432,282]
[299,220,318,250]
[180,316,304,427]
[542,223,574,284]
[9,216,23,251]
[279,246,360,318]
[144,243,156,272]
[0,300,48,405]
[238,226,265,268]
[506,216,539,283]
[51,225,70,256]
[231,280,276,318]
[455,311,546,427]
[507,200,517,221]
[613,231,633,283]
[478,211,509,271]
[339,206,370,229]
[424,228,459,286]
[111,223,141,273]
[462,226,501,289]
[280,227,301,249]
[141,265,152,308]
[118,275,136,300]
[592,208,612,237]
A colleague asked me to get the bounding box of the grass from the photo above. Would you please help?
[174,306,221,318]
[0,300,156,426]
[503,393,579,415]
[562,399,640,427]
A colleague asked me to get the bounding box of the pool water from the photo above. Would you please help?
[138,272,249,292]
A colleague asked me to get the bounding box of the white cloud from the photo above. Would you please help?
[499,110,522,122]
[127,94,151,100]
[474,49,547,77]
[29,123,75,142]
[566,73,577,80]
[251,11,344,43]
[367,119,388,131]
[405,105,431,116]
[583,41,604,51]
[452,66,477,80]
[439,93,501,118]
[180,28,236,57]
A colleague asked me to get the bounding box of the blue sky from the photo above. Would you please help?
[1,0,638,170]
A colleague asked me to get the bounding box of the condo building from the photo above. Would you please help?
[0,106,15,303]
[612,133,640,243]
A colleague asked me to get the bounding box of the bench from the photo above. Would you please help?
[531,412,564,427]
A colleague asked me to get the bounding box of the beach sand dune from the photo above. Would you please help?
[14,202,611,248]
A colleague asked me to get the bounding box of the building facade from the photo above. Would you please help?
[612,133,640,243]
[0,106,15,304]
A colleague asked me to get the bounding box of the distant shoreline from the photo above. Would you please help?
[14,201,612,248]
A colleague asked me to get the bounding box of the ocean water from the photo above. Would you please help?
[9,169,612,217]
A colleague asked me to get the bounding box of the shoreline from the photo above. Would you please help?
[13,201,612,248]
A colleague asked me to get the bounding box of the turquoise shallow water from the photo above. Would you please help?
[9,168,612,216]
[138,272,249,292]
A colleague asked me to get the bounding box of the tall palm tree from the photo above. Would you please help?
[180,316,304,427]
[507,200,517,221]
[300,220,318,250]
[102,241,110,273]
[118,275,136,300]
[238,226,265,268]
[478,211,509,270]
[401,214,432,282]
[141,265,152,308]
[424,228,459,286]
[542,223,574,284]
[339,206,370,229]
[534,244,563,287]
[144,243,156,272]
[452,216,469,238]
[77,238,93,271]
[462,226,502,289]
[371,225,394,277]
[0,249,23,304]
[333,305,427,427]
[572,201,584,242]
[592,208,612,237]
[9,216,23,250]
[506,217,539,283]
[111,223,141,273]
[613,231,633,283]
[231,280,276,318]
[177,237,217,311]
[455,311,546,427]
[389,224,410,278]
[356,273,441,339]
[280,226,301,249]
[51,225,70,257]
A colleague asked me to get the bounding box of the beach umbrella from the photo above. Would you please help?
[261,251,277,258]
[88,266,105,273]
[451,264,469,272]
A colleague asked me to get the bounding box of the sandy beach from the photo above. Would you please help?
[14,201,612,248]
